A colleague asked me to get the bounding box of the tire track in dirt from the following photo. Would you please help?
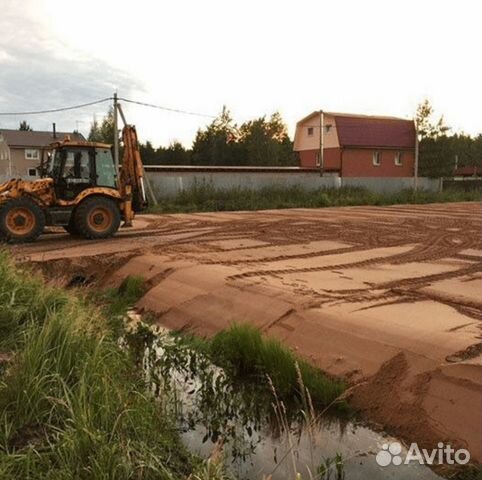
[10,201,480,466]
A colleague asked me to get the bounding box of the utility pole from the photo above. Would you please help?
[414,122,419,191]
[113,92,119,185]
[319,110,324,176]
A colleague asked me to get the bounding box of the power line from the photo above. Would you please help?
[118,97,216,119]
[0,97,112,116]
[0,95,411,126]
[0,96,217,119]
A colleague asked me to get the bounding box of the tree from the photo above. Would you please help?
[139,141,157,165]
[416,100,452,177]
[418,136,454,177]
[139,140,192,165]
[87,116,101,142]
[88,108,115,144]
[238,112,295,166]
[19,121,32,131]
[415,99,449,139]
[471,135,482,170]
[159,141,192,165]
[191,107,295,166]
[191,106,241,165]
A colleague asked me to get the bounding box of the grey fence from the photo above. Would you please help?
[144,166,440,198]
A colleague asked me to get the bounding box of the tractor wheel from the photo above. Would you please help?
[74,196,121,239]
[0,198,46,243]
[63,217,79,236]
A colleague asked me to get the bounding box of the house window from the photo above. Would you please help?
[372,151,381,166]
[28,168,37,177]
[394,151,403,166]
[25,149,39,160]
[307,127,314,137]
[315,151,320,166]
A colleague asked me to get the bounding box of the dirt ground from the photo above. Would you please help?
[10,202,482,462]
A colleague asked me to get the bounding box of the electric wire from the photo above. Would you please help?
[118,97,216,118]
[0,97,413,127]
[0,97,112,116]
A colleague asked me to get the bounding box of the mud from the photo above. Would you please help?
[9,201,482,462]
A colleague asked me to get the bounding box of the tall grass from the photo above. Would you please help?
[0,253,194,479]
[0,251,70,351]
[0,253,351,479]
[149,183,481,214]
[209,324,345,409]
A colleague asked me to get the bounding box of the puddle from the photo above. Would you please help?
[183,423,442,480]
[126,325,442,480]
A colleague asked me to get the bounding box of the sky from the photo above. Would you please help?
[0,0,481,147]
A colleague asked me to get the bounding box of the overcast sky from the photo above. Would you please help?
[1,0,481,146]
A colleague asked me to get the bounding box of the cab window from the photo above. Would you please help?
[63,150,91,181]
[95,148,116,187]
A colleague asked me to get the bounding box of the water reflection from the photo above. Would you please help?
[127,326,442,480]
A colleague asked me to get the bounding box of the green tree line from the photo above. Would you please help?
[88,106,296,167]
[415,100,481,177]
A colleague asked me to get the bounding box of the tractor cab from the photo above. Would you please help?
[48,141,117,200]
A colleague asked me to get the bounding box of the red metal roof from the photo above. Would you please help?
[334,115,415,149]
[454,165,481,176]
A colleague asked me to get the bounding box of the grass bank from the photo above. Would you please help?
[0,252,195,479]
[0,250,347,478]
[177,323,346,410]
[148,184,481,214]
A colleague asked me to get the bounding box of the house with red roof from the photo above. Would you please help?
[293,111,416,177]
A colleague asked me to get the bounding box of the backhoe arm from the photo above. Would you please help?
[119,125,148,225]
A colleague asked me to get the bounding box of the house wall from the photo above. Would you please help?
[0,147,42,180]
[293,113,339,152]
[342,148,414,177]
[0,140,10,180]
[299,148,342,171]
[299,150,318,168]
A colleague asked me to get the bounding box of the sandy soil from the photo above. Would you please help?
[9,202,482,462]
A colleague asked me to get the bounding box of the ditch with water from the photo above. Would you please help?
[127,324,443,480]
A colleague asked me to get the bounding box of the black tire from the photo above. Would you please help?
[74,196,121,239]
[63,217,79,236]
[0,198,45,243]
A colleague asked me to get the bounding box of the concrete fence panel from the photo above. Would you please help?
[341,176,439,193]
[144,166,440,198]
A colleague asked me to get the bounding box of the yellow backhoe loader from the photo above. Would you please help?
[0,125,148,243]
